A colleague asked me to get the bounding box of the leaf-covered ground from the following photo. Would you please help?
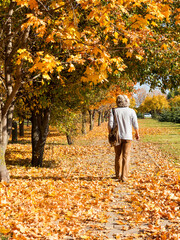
[0,122,180,239]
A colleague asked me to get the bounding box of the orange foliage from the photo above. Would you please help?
[13,0,179,84]
[1,121,179,239]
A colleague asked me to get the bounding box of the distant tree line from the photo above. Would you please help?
[137,88,180,123]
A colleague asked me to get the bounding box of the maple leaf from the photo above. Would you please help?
[126,52,132,58]
[14,0,28,7]
[122,38,128,44]
[28,0,38,10]
[161,43,168,50]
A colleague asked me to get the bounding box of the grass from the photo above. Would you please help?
[138,118,180,165]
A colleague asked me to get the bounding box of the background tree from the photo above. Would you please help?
[170,95,180,107]
[159,95,180,123]
[134,87,148,107]
[167,87,180,100]
[139,95,169,117]
[133,0,180,89]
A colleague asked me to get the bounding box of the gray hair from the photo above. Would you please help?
[116,95,130,107]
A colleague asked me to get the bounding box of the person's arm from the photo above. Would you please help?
[108,109,114,133]
[132,110,140,140]
[135,128,140,140]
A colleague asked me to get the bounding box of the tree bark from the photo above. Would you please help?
[88,109,95,131]
[12,121,18,143]
[101,111,104,123]
[104,110,108,122]
[0,2,15,182]
[66,133,73,145]
[0,104,10,182]
[98,111,101,126]
[31,108,50,167]
[81,109,87,135]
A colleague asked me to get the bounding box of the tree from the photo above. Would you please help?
[51,107,79,145]
[159,95,180,123]
[133,0,180,89]
[139,95,169,116]
[134,87,148,107]
[0,1,30,181]
[167,87,180,99]
[170,95,180,107]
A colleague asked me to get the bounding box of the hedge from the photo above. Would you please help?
[159,107,180,123]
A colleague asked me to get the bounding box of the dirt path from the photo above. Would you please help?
[85,137,180,239]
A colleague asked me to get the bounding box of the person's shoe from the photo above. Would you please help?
[121,177,127,183]
[112,176,119,179]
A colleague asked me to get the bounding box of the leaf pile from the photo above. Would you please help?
[1,122,180,239]
[110,142,180,239]
[1,124,115,239]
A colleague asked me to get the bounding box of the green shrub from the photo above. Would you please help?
[172,107,180,123]
[159,107,180,123]
[137,112,144,119]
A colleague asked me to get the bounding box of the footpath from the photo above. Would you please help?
[1,123,179,240]
[84,135,180,240]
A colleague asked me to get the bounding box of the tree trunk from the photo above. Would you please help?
[31,108,50,167]
[19,120,24,137]
[0,2,30,182]
[81,109,87,135]
[66,133,73,145]
[89,109,95,131]
[101,111,104,123]
[0,104,10,182]
[98,111,101,126]
[0,2,15,182]
[104,110,108,122]
[12,121,18,143]
[0,145,9,182]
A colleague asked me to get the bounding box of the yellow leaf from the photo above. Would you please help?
[81,236,90,239]
[136,55,143,61]
[161,43,168,50]
[113,39,118,45]
[16,49,33,65]
[114,32,119,39]
[151,21,157,27]
[57,65,63,72]
[122,38,128,44]
[42,73,51,80]
[14,0,28,7]
[66,211,73,217]
[0,227,11,234]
